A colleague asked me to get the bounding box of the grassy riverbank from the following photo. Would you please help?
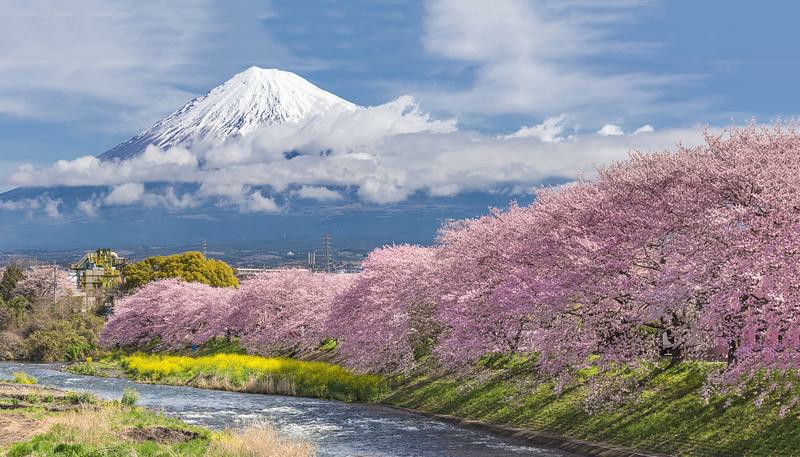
[381,359,800,457]
[72,353,385,402]
[68,352,800,456]
[0,379,314,456]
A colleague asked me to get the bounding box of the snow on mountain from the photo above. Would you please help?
[99,67,357,161]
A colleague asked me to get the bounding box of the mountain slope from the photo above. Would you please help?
[0,66,530,252]
[99,67,356,161]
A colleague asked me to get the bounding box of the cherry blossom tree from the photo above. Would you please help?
[434,124,800,384]
[100,124,800,392]
[327,245,441,373]
[433,205,547,365]
[690,126,800,379]
[228,270,355,356]
[14,266,76,302]
[101,278,236,350]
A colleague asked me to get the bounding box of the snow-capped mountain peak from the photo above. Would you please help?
[99,66,356,160]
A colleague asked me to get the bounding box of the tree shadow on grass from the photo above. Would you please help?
[381,362,799,457]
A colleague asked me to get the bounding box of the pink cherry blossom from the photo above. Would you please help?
[327,245,440,373]
[229,270,355,355]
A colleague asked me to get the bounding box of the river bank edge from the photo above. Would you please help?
[388,406,667,457]
[61,356,690,457]
[67,352,800,456]
[0,380,315,456]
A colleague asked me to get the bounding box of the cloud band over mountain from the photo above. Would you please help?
[0,67,704,218]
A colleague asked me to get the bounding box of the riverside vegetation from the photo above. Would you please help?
[0,251,239,363]
[69,351,800,457]
[0,376,314,457]
[0,265,103,362]
[118,353,384,402]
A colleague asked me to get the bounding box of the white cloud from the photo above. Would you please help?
[0,1,290,129]
[42,197,62,218]
[293,186,344,201]
[202,95,457,169]
[633,124,655,134]
[7,147,201,188]
[105,183,145,205]
[1,96,708,213]
[0,196,62,218]
[597,124,624,136]
[420,0,688,121]
[142,188,198,210]
[139,145,197,167]
[77,199,99,218]
[198,183,249,200]
[242,192,281,213]
[506,115,568,142]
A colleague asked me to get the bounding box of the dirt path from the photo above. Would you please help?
[0,382,66,447]
[0,413,52,447]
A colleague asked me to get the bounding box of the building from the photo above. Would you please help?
[70,249,128,291]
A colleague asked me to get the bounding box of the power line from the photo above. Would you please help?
[322,234,332,272]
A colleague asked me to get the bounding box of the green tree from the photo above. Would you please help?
[6,296,29,326]
[122,252,239,291]
[0,265,25,301]
[0,299,10,330]
[23,314,103,362]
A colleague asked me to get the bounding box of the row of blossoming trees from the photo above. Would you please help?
[102,126,800,384]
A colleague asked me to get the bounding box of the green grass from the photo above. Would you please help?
[318,338,338,351]
[1,384,315,457]
[119,353,386,402]
[0,387,211,457]
[193,337,248,357]
[5,405,211,457]
[381,360,800,457]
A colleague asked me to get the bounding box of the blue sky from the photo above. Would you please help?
[1,0,799,198]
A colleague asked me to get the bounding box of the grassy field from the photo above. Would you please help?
[110,353,385,402]
[381,359,800,457]
[0,380,314,457]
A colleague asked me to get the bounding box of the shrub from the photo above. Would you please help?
[11,371,37,384]
[6,296,29,324]
[24,314,103,362]
[121,388,139,406]
[64,391,97,405]
[0,305,10,330]
[0,331,23,360]
[121,353,385,402]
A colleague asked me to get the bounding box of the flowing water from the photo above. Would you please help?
[0,362,577,457]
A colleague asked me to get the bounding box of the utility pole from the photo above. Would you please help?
[202,240,208,258]
[52,261,57,307]
[322,234,332,272]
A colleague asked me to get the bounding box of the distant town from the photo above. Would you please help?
[0,236,368,275]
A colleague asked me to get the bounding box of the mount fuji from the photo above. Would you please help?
[99,67,356,161]
[0,67,526,253]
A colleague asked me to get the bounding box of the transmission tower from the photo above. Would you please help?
[322,234,332,272]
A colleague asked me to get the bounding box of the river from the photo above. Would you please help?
[0,362,577,457]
